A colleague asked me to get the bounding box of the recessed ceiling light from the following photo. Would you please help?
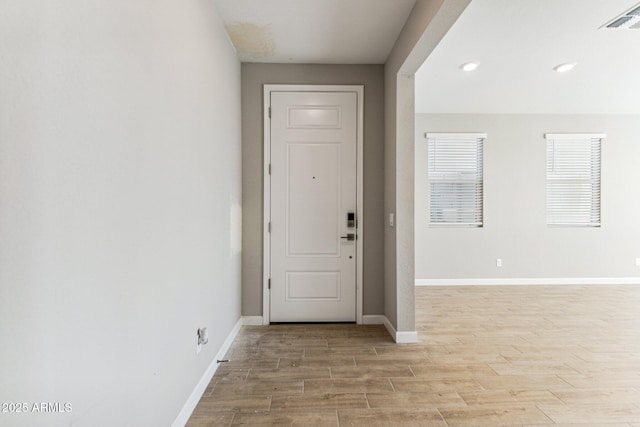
[460,62,479,72]
[554,62,576,73]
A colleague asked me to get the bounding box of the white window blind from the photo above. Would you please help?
[427,133,485,227]
[546,133,604,227]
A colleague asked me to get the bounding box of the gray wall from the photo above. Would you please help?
[0,1,242,426]
[415,114,640,280]
[241,63,385,317]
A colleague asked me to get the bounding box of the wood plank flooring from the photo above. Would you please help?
[187,285,640,426]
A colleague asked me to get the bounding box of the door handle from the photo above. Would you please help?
[341,233,356,241]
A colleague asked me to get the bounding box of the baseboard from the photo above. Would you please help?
[395,330,419,344]
[242,316,263,325]
[362,315,387,325]
[172,317,243,427]
[416,277,640,286]
[362,315,418,344]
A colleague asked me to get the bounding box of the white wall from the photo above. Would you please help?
[0,1,241,426]
[415,114,640,281]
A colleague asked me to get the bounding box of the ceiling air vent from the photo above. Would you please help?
[603,3,640,29]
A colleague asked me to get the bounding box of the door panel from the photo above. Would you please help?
[270,91,357,322]
[287,143,340,256]
[287,106,341,129]
[286,271,340,300]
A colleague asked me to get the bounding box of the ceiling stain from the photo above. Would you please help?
[225,22,276,59]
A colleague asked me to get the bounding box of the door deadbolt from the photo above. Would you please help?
[347,212,355,228]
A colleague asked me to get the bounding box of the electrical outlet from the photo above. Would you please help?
[196,327,208,354]
[636,258,640,267]
[496,258,503,268]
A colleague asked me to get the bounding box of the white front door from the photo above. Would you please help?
[269,90,358,322]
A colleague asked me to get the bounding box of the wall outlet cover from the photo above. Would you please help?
[197,327,208,345]
[197,327,208,354]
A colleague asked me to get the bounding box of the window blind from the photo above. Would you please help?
[546,133,604,227]
[427,133,485,227]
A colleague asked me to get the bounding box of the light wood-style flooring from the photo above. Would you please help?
[187,285,640,426]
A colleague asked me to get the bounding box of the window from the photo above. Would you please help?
[427,133,486,227]
[546,133,604,227]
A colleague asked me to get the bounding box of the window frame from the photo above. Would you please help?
[426,132,486,228]
[545,133,605,228]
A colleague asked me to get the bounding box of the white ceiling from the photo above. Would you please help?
[214,0,416,64]
[416,0,640,114]
[214,0,640,114]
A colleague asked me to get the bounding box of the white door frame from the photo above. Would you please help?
[263,84,364,325]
